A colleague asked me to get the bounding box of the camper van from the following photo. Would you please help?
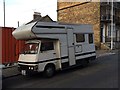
[12,22,96,77]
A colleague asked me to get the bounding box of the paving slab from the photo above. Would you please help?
[2,66,20,79]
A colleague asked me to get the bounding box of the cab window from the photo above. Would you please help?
[41,42,54,51]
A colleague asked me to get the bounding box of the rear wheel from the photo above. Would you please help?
[43,65,55,78]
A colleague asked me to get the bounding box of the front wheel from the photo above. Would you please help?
[43,65,55,78]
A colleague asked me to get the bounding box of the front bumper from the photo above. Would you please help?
[18,64,38,72]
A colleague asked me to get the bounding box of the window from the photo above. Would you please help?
[41,42,54,51]
[100,24,104,42]
[108,24,111,37]
[89,34,93,44]
[76,34,85,43]
[23,43,39,54]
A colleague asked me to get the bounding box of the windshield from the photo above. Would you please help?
[23,43,39,54]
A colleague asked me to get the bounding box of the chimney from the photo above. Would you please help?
[33,12,42,20]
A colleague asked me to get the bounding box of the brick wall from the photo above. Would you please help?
[57,2,101,48]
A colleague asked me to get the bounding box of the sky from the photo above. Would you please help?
[0,0,57,28]
[0,0,120,28]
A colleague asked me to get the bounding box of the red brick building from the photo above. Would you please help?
[57,1,120,49]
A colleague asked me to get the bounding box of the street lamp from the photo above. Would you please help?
[3,0,5,27]
[111,0,114,50]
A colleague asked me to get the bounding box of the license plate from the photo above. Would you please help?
[21,70,26,75]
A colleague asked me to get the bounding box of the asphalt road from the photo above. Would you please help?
[2,52,119,88]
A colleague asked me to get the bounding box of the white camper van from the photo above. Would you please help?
[12,22,96,77]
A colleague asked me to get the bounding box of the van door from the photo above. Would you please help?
[67,29,76,66]
[39,41,57,62]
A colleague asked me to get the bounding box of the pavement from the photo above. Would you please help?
[2,50,119,79]
[2,66,20,79]
[96,49,117,57]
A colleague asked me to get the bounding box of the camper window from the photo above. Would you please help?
[89,34,93,44]
[76,34,85,43]
[41,42,54,51]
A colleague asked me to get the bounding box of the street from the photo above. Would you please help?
[2,52,119,88]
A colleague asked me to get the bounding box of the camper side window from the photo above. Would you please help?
[41,42,54,51]
[76,34,85,43]
[89,34,93,44]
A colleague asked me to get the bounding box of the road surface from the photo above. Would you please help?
[3,52,119,88]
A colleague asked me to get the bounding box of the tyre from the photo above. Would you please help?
[43,65,55,78]
[81,60,89,67]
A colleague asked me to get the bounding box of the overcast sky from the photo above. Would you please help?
[0,0,120,28]
[0,0,57,28]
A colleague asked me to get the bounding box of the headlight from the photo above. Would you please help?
[28,66,38,71]
[31,67,33,70]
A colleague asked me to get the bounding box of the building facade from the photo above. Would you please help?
[57,1,120,49]
[100,2,120,49]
